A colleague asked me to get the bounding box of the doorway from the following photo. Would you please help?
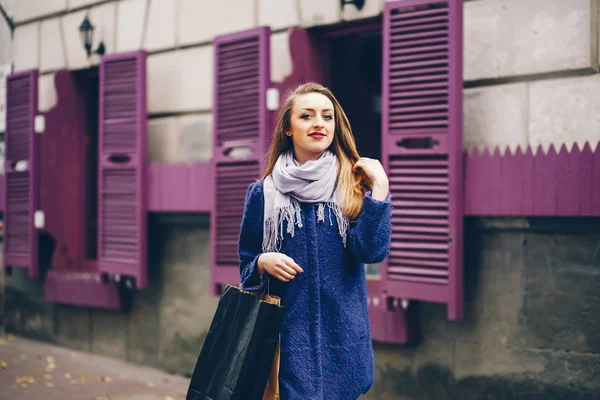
[325,29,382,161]
[322,26,383,279]
[73,68,99,262]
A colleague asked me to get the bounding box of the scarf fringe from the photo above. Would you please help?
[327,202,348,247]
[262,201,348,253]
[263,202,302,253]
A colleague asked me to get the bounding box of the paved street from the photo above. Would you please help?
[0,333,190,400]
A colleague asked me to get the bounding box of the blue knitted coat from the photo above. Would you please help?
[238,179,392,400]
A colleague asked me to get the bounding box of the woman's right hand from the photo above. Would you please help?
[258,253,303,282]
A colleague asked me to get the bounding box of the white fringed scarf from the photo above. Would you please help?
[262,150,349,253]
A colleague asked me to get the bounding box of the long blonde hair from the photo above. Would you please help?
[263,82,370,220]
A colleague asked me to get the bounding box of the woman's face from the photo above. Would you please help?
[287,93,336,164]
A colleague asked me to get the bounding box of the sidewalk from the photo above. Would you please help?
[0,333,190,400]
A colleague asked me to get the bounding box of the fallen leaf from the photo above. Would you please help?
[20,355,27,360]
[1,361,7,369]
[46,356,55,363]
[46,383,54,388]
[70,379,78,385]
[165,397,175,400]
[16,376,35,384]
[7,335,14,340]
[0,339,5,346]
[80,375,89,383]
[44,374,52,380]
[163,378,170,383]
[147,381,155,387]
[100,375,112,383]
[65,373,72,379]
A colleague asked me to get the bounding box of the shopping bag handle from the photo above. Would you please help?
[237,277,271,298]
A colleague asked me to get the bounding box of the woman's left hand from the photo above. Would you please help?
[353,157,389,201]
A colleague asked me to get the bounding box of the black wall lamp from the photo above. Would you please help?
[79,15,106,57]
[341,0,366,11]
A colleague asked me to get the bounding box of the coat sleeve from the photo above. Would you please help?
[348,191,392,264]
[238,181,269,292]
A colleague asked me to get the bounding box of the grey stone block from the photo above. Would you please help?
[3,286,56,342]
[463,83,528,154]
[522,234,557,294]
[517,291,600,353]
[127,290,161,367]
[3,269,55,342]
[552,235,600,298]
[156,225,219,375]
[523,233,600,298]
[514,232,600,352]
[55,305,91,352]
[453,232,526,347]
[91,309,128,361]
[529,76,600,152]
[475,233,525,291]
[465,0,599,81]
[148,117,179,163]
[178,114,212,163]
[127,219,168,367]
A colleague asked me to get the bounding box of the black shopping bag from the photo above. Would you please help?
[186,284,284,400]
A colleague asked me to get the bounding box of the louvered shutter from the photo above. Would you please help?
[381,0,464,320]
[98,51,148,289]
[210,27,271,295]
[3,70,39,278]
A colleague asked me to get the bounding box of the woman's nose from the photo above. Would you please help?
[313,116,324,127]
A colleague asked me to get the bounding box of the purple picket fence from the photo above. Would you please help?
[147,163,213,212]
[464,142,600,216]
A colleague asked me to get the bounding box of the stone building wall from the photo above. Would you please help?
[3,1,600,398]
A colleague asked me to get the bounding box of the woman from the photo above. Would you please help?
[238,82,391,399]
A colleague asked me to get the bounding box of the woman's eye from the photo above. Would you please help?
[301,114,312,119]
[323,114,333,120]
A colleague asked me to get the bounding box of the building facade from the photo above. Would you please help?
[1,0,600,399]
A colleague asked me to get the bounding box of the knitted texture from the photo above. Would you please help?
[239,180,392,400]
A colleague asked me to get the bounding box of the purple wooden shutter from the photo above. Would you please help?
[98,51,148,289]
[381,0,464,320]
[3,70,40,278]
[210,27,271,295]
